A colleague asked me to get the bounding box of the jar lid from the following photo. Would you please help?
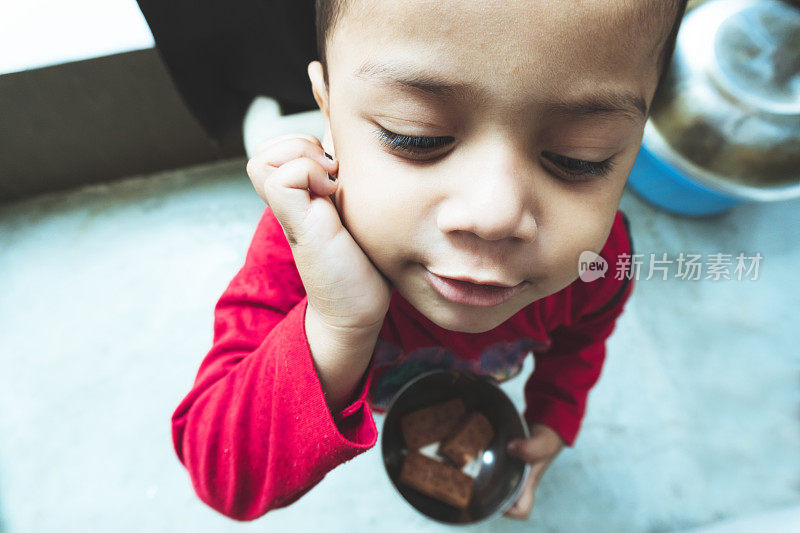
[647,0,800,196]
[712,0,800,115]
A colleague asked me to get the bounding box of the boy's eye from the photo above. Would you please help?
[375,126,454,157]
[541,151,615,180]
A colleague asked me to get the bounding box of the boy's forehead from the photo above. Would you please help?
[340,0,666,51]
[334,0,666,104]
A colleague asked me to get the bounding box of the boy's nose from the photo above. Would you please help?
[436,147,538,243]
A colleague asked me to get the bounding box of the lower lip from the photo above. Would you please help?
[423,268,528,307]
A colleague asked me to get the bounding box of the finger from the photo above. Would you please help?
[506,437,555,463]
[255,133,322,154]
[247,146,337,208]
[248,138,338,181]
[503,466,538,520]
[503,491,535,520]
[259,157,338,246]
[503,496,535,520]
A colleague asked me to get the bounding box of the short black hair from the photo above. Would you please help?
[650,0,690,100]
[314,0,348,88]
[315,0,689,110]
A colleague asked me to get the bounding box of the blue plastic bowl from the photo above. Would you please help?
[627,119,800,217]
[627,141,744,217]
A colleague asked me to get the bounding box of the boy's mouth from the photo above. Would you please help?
[423,267,528,307]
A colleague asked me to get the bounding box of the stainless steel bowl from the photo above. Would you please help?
[381,369,531,525]
[646,0,800,201]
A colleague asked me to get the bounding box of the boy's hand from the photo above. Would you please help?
[503,423,565,520]
[246,134,393,332]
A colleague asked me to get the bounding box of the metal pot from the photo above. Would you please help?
[628,0,800,216]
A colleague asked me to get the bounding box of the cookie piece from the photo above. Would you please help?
[400,397,467,449]
[440,411,495,468]
[398,450,474,509]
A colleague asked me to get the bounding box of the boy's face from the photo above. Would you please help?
[309,0,665,333]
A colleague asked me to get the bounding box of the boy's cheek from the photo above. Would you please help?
[544,214,615,283]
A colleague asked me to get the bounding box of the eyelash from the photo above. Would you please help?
[376,127,453,153]
[541,151,615,178]
[375,126,615,179]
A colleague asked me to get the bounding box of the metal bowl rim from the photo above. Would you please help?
[642,120,800,202]
[380,369,532,526]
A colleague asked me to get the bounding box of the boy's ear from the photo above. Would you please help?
[308,60,329,114]
[307,61,335,155]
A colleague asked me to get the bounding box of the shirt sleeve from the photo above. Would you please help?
[522,211,635,446]
[170,207,378,521]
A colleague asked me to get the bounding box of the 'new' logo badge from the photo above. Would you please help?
[578,251,608,282]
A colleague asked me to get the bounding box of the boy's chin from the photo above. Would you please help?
[417,299,520,334]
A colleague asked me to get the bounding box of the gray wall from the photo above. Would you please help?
[0,49,245,205]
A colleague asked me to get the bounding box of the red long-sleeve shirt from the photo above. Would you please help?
[171,206,635,521]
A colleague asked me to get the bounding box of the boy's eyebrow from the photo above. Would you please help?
[553,89,649,122]
[354,60,648,121]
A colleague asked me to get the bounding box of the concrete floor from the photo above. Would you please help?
[0,158,798,532]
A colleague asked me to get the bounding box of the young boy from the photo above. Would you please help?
[171,0,687,522]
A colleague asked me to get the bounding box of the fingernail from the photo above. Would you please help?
[507,442,518,453]
[324,151,334,161]
[328,172,337,182]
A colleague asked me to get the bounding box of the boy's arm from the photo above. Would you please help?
[171,207,378,521]
[522,274,634,446]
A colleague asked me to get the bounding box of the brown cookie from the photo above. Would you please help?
[400,397,467,449]
[439,411,495,468]
[398,450,474,509]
